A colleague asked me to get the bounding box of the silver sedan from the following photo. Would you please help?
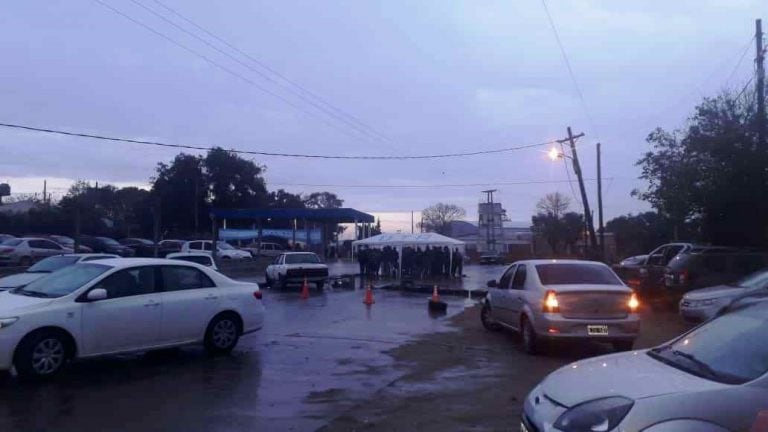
[680,268,768,322]
[522,296,768,432]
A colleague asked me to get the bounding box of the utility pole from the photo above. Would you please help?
[411,211,414,234]
[566,127,597,254]
[597,143,605,261]
[757,19,765,146]
[193,178,199,236]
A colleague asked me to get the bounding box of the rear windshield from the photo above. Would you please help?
[97,237,121,246]
[535,263,622,285]
[285,253,321,264]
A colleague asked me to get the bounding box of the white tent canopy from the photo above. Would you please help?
[352,233,465,248]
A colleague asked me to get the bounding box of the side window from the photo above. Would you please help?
[498,265,516,290]
[663,246,683,264]
[161,266,215,291]
[511,264,527,290]
[94,267,157,299]
[188,242,199,251]
[647,247,667,266]
[28,240,45,249]
[203,242,213,251]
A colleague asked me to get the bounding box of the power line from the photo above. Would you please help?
[724,36,756,87]
[127,0,390,146]
[541,0,600,139]
[148,0,390,143]
[270,177,615,189]
[0,121,558,160]
[92,0,382,143]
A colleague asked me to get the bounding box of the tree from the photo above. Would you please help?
[420,203,466,235]
[561,212,584,252]
[606,212,680,257]
[531,212,562,254]
[269,189,305,209]
[304,192,343,209]
[204,148,269,209]
[536,192,571,218]
[635,90,767,246]
[151,154,206,236]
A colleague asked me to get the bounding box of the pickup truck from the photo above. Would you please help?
[265,252,329,290]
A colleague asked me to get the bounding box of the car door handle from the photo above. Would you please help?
[204,294,219,300]
[144,301,160,307]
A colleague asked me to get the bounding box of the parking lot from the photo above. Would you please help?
[0,270,693,432]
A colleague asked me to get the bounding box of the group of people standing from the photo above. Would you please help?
[356,245,463,279]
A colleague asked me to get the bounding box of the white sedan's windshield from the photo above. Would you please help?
[15,264,110,298]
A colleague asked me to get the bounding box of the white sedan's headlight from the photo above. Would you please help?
[554,397,634,432]
[0,317,19,329]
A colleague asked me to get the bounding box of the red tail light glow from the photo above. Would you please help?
[543,290,559,313]
[254,291,262,300]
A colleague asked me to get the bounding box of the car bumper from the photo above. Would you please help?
[0,328,22,370]
[679,304,720,323]
[523,384,567,432]
[533,314,640,341]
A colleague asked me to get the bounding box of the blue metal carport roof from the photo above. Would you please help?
[210,208,375,223]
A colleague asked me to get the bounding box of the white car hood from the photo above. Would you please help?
[684,284,743,300]
[0,273,46,290]
[542,350,723,407]
[0,291,54,314]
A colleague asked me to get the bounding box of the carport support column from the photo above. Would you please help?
[304,219,310,252]
[292,218,297,249]
[257,218,263,255]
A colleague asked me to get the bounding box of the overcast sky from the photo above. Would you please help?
[1,0,765,232]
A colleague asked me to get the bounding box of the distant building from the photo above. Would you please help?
[449,219,534,259]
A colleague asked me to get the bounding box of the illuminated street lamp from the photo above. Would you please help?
[548,147,570,161]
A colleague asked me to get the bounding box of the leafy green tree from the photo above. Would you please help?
[420,203,466,235]
[304,192,343,209]
[204,148,268,209]
[635,91,767,246]
[151,154,206,236]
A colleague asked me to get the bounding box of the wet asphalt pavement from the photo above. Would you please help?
[0,286,475,432]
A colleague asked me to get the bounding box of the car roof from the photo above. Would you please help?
[62,253,118,258]
[167,252,210,258]
[85,257,198,268]
[281,252,318,255]
[16,237,50,241]
[514,259,608,266]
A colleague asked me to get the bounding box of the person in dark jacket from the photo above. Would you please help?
[357,246,368,276]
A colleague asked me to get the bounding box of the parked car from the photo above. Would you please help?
[157,239,185,257]
[479,252,503,265]
[664,248,768,299]
[0,254,119,290]
[481,260,639,354]
[119,238,156,257]
[241,242,285,258]
[0,258,264,379]
[265,252,329,289]
[0,237,74,266]
[78,236,135,257]
[48,235,93,253]
[166,252,218,270]
[679,266,768,322]
[181,240,252,260]
[522,293,768,432]
[0,234,16,243]
[615,243,694,295]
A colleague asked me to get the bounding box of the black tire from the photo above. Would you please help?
[520,316,540,355]
[613,340,635,352]
[204,313,241,355]
[315,281,325,291]
[278,275,287,290]
[265,275,273,289]
[14,330,71,380]
[19,256,32,267]
[480,303,501,332]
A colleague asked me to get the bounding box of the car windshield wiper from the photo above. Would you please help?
[670,350,725,381]
[15,289,52,298]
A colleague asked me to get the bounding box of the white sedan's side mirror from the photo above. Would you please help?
[86,288,108,301]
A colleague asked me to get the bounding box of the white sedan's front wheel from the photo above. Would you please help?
[14,331,70,380]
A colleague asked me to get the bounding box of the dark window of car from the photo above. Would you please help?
[646,246,667,266]
[94,266,157,299]
[511,264,527,290]
[536,263,623,285]
[171,255,213,267]
[499,265,516,289]
[202,242,213,251]
[161,266,215,291]
[703,255,728,272]
[27,255,80,272]
[29,239,61,250]
[663,245,684,263]
[284,253,321,264]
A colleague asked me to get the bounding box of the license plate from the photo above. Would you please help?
[587,325,609,335]
[520,422,530,432]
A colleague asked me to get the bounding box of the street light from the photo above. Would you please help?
[548,147,571,161]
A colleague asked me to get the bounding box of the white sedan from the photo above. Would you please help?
[0,258,264,379]
[522,295,768,432]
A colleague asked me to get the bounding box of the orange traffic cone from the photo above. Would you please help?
[431,285,441,302]
[363,284,375,305]
[300,278,310,300]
